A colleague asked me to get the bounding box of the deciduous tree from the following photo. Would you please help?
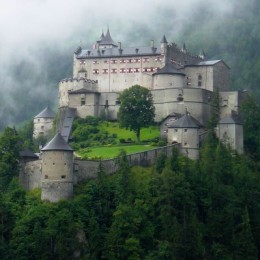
[117,85,155,143]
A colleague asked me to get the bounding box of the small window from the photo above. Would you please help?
[184,142,187,146]
[198,74,202,87]
[61,175,66,179]
[81,98,86,106]
[44,175,48,179]
[115,100,121,105]
[184,129,188,132]
[174,129,178,132]
[41,125,44,130]
[53,162,55,165]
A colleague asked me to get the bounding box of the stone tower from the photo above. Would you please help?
[41,133,74,202]
[33,106,55,139]
[167,112,202,159]
[216,114,244,154]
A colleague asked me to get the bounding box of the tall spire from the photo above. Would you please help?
[160,35,168,44]
[98,27,117,48]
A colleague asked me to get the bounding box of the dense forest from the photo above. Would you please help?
[0,95,259,259]
[0,128,259,259]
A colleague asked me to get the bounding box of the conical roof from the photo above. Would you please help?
[153,63,185,76]
[160,35,168,43]
[99,29,117,46]
[20,149,39,158]
[168,113,201,128]
[41,133,73,151]
[34,106,55,119]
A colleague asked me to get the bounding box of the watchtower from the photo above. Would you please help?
[41,133,74,202]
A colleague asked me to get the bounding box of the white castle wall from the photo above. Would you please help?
[19,160,42,190]
[153,74,185,89]
[167,127,200,160]
[73,55,163,92]
[59,78,98,108]
[68,93,99,118]
[216,124,244,154]
[33,118,54,139]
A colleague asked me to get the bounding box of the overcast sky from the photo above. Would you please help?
[0,0,236,126]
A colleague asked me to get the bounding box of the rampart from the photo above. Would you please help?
[20,144,179,190]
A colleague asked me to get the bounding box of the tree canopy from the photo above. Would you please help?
[117,85,155,143]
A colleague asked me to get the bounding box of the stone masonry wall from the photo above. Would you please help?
[75,144,179,182]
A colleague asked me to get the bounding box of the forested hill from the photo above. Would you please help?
[0,129,259,259]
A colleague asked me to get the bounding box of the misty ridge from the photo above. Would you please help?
[0,0,259,129]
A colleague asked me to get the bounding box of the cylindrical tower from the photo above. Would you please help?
[41,133,74,202]
[153,63,185,89]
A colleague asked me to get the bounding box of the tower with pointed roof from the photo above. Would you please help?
[41,133,74,202]
[167,112,203,159]
[33,106,55,139]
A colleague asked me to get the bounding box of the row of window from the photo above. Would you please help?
[88,57,163,65]
[93,67,159,74]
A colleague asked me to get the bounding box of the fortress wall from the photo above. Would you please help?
[19,160,42,190]
[69,93,99,117]
[74,144,178,181]
[213,62,230,91]
[185,66,214,91]
[153,74,185,89]
[58,79,97,107]
[219,91,239,117]
[41,182,73,202]
[167,44,202,65]
[151,88,211,123]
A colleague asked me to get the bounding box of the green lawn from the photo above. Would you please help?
[99,122,159,142]
[76,144,158,160]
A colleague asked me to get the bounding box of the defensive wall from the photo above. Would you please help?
[19,144,179,190]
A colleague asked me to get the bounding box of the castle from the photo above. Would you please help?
[24,29,244,202]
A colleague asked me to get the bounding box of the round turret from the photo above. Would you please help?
[153,63,185,89]
[41,133,74,202]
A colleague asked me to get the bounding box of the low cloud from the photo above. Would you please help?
[0,0,236,127]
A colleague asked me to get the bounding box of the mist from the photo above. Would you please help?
[0,0,238,128]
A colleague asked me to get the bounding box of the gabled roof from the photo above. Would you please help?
[218,114,243,125]
[99,29,117,47]
[168,113,202,128]
[34,106,55,119]
[41,133,73,151]
[153,63,185,76]
[185,59,230,69]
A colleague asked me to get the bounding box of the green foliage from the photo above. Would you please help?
[0,122,260,259]
[241,94,260,161]
[0,127,22,191]
[118,85,155,143]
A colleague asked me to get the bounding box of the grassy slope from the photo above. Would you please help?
[75,122,160,159]
[99,122,159,142]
